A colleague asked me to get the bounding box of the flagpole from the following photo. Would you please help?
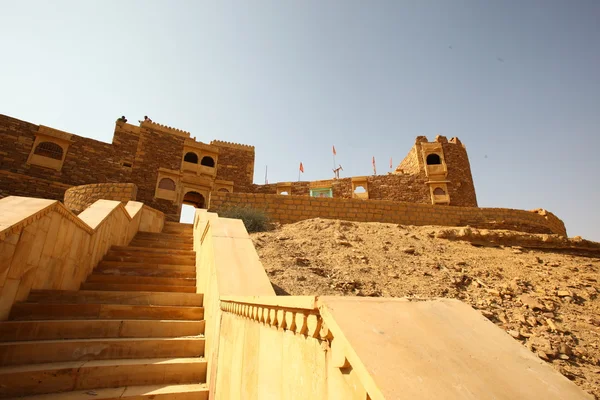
[265,165,268,184]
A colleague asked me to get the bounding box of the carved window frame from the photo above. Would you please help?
[351,177,369,200]
[27,126,74,171]
[155,168,181,202]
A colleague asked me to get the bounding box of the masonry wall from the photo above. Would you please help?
[210,140,255,192]
[249,174,431,203]
[127,125,185,218]
[396,141,423,175]
[443,139,478,207]
[0,114,183,218]
[209,192,567,236]
[0,116,73,200]
[64,183,138,214]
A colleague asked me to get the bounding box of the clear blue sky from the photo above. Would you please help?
[1,1,599,240]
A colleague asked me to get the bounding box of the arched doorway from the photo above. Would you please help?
[183,191,206,209]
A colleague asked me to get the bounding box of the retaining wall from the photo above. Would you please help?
[209,192,567,236]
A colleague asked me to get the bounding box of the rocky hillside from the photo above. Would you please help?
[251,218,600,399]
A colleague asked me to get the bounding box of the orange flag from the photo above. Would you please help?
[332,145,336,156]
[299,162,304,173]
[372,156,376,175]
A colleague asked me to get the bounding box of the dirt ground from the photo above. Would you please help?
[251,218,600,398]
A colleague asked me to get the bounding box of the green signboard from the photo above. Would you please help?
[309,188,333,198]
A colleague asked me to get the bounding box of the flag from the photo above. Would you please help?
[390,157,393,169]
[299,162,304,173]
[372,156,376,175]
[332,145,336,156]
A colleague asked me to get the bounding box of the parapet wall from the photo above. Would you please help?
[0,196,164,320]
[64,183,138,214]
[209,192,567,236]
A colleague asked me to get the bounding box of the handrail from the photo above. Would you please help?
[219,295,381,399]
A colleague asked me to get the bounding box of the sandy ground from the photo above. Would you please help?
[251,218,600,398]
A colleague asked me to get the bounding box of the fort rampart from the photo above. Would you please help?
[209,192,567,236]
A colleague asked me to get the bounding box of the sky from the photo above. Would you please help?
[1,1,599,240]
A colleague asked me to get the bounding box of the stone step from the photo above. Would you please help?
[161,229,193,236]
[11,384,209,400]
[163,222,193,231]
[97,261,196,273]
[130,237,193,245]
[93,267,195,279]
[80,283,196,293]
[9,303,204,321]
[162,229,193,235]
[0,337,205,366]
[85,275,196,287]
[0,320,205,342]
[0,357,207,398]
[102,255,196,265]
[133,233,194,244]
[25,290,203,307]
[128,241,193,250]
[134,233,193,242]
[160,231,193,237]
[109,246,196,256]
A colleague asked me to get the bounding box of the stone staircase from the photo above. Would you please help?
[0,222,209,399]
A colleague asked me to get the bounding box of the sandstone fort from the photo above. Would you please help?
[0,113,592,399]
[0,114,564,235]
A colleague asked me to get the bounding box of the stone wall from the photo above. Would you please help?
[210,140,255,192]
[443,138,478,207]
[248,174,431,203]
[396,142,423,175]
[127,124,185,217]
[64,183,138,214]
[209,192,567,236]
[0,114,188,219]
[0,170,72,200]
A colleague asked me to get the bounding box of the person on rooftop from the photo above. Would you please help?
[139,115,152,124]
[117,115,127,123]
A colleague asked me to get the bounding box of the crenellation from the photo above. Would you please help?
[209,140,255,151]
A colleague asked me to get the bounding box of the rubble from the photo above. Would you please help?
[252,218,600,398]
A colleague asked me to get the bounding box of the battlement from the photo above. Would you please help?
[210,140,255,151]
[415,135,464,147]
[140,120,190,138]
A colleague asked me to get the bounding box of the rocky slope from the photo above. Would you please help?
[251,218,600,398]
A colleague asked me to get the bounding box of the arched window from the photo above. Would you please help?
[279,191,289,195]
[34,142,63,160]
[426,154,441,165]
[158,178,176,191]
[433,187,446,196]
[354,186,366,194]
[201,156,215,167]
[184,152,198,163]
[218,188,230,192]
